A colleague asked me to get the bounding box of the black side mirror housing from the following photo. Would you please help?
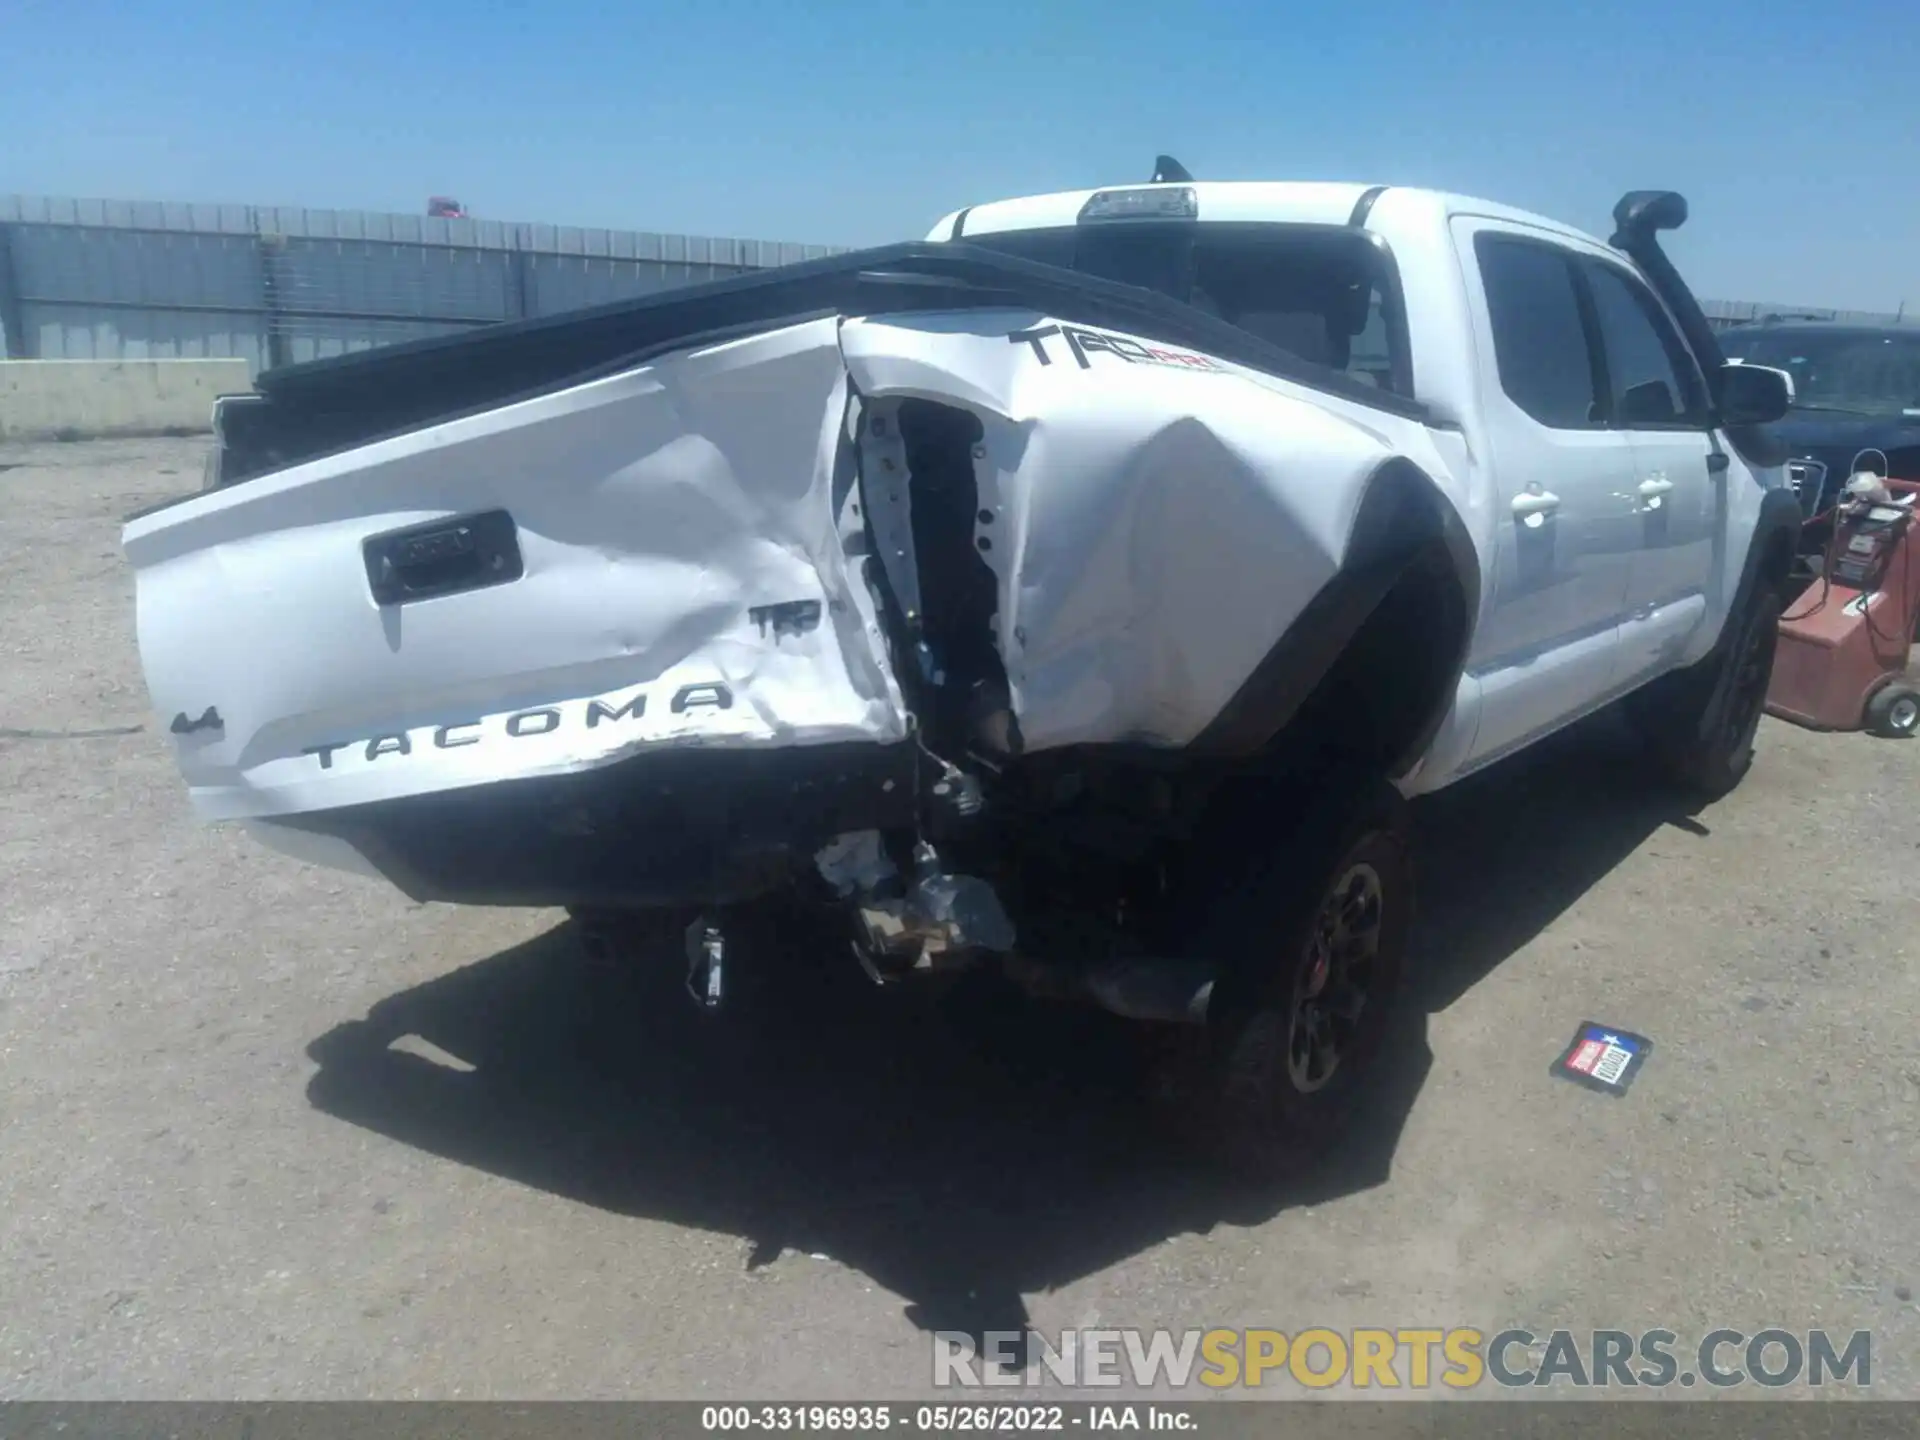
[1717,362,1792,426]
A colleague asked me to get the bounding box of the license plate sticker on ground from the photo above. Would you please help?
[1551,1021,1653,1097]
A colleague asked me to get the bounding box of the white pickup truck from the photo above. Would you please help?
[123,161,1802,1175]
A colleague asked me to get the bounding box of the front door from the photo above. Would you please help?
[1576,256,1721,684]
[1455,223,1639,767]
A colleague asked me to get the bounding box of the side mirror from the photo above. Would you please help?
[1718,361,1792,426]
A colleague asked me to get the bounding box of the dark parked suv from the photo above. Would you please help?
[1722,320,1920,531]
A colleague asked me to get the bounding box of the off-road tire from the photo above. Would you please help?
[1156,776,1414,1183]
[1631,578,1784,800]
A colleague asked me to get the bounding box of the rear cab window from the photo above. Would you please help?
[962,222,1412,398]
[1473,234,1603,430]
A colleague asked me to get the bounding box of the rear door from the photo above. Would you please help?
[1575,256,1722,683]
[1455,224,1639,766]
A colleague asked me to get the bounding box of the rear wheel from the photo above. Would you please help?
[1632,578,1784,799]
[1158,778,1414,1181]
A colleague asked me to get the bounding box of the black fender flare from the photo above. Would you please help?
[1689,480,1804,683]
[1632,482,1801,735]
[1187,456,1479,776]
[1733,484,1805,618]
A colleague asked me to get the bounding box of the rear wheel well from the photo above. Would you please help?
[1269,543,1471,780]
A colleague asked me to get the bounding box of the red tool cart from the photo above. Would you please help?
[1765,469,1920,738]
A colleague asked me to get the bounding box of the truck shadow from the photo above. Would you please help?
[1405,708,1712,1014]
[304,710,1707,1353]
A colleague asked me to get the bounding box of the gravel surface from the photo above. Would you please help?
[2,437,1918,1401]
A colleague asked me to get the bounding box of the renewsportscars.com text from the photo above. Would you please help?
[932,1327,1872,1391]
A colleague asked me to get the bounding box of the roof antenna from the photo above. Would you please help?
[1152,155,1193,184]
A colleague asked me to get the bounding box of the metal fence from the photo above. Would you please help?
[0,194,847,374]
[0,192,1909,371]
[1701,297,1914,333]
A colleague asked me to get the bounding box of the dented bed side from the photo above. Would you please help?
[126,315,1445,821]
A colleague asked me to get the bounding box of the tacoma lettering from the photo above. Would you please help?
[299,682,720,769]
[586,695,647,727]
[671,682,734,714]
[505,707,561,737]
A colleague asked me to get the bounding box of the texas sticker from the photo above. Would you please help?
[1551,1021,1653,1097]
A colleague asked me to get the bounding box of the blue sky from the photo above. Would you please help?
[6,0,1915,310]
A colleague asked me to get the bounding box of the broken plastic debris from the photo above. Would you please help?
[386,1034,477,1073]
[813,830,898,897]
[908,871,1016,954]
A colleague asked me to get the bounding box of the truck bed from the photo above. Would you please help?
[207,241,1427,489]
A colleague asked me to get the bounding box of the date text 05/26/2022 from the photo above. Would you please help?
[701,1406,1192,1432]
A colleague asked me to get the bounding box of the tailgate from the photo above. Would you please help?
[122,317,908,823]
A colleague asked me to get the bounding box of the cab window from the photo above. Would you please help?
[1474,235,1602,430]
[1580,260,1710,427]
[964,222,1409,396]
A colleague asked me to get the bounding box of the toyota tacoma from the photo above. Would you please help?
[123,160,1803,1174]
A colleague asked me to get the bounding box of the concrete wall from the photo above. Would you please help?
[1,193,847,377]
[0,358,250,440]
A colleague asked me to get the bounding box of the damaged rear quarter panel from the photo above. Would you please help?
[840,312,1425,752]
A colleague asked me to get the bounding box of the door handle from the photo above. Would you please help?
[1638,478,1675,498]
[1511,489,1562,522]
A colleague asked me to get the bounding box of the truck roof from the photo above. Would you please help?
[926,181,1609,253]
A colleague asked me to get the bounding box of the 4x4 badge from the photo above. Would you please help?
[170,706,223,735]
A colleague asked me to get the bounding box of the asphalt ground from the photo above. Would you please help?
[2,437,1918,1401]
